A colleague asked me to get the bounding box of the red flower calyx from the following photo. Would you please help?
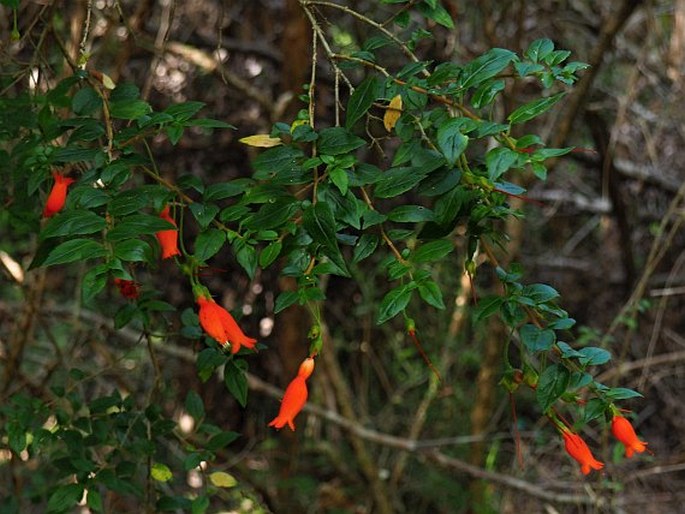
[561,429,604,475]
[611,415,648,458]
[268,357,315,431]
[114,278,140,300]
[196,293,257,354]
[43,172,75,218]
[156,205,180,259]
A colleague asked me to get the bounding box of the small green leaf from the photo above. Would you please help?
[471,79,505,109]
[204,179,253,201]
[196,348,226,383]
[206,431,240,451]
[110,98,151,120]
[329,167,349,196]
[352,234,378,263]
[185,390,205,421]
[410,239,453,263]
[604,387,643,401]
[303,202,349,275]
[460,48,517,90]
[387,205,435,223]
[508,92,565,124]
[520,324,555,352]
[47,483,84,513]
[209,471,238,488]
[536,363,570,412]
[43,239,106,266]
[578,347,611,366]
[107,214,175,241]
[346,76,379,128]
[417,279,445,309]
[194,228,225,263]
[473,295,504,322]
[318,127,366,156]
[486,147,519,181]
[191,496,210,514]
[86,490,103,512]
[259,241,282,268]
[233,239,257,279]
[374,166,429,198]
[72,87,101,115]
[151,463,173,482]
[114,239,154,263]
[189,203,219,230]
[416,0,454,29]
[82,264,108,303]
[41,210,106,239]
[275,290,299,313]
[377,283,415,324]
[523,283,560,303]
[224,359,248,407]
[437,119,469,166]
[525,38,554,63]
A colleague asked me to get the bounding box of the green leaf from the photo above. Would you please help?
[189,203,219,230]
[224,359,248,407]
[72,87,101,115]
[259,241,282,268]
[417,279,445,309]
[387,205,435,223]
[209,471,238,488]
[604,387,643,400]
[329,167,349,196]
[204,179,253,201]
[196,348,226,383]
[151,463,173,482]
[165,101,205,121]
[583,398,608,423]
[87,490,103,512]
[252,146,304,179]
[525,38,554,63]
[519,324,555,352]
[377,283,415,324]
[194,228,225,263]
[352,234,378,263]
[523,283,560,303]
[275,290,299,313]
[486,147,519,181]
[461,48,517,90]
[416,0,454,29]
[578,347,611,366]
[110,98,151,119]
[43,239,106,266]
[206,430,240,451]
[114,239,154,263]
[473,295,504,322]
[185,390,205,421]
[433,185,469,225]
[243,198,299,231]
[41,210,106,239]
[107,214,175,241]
[410,239,453,263]
[374,166,429,198]
[548,317,576,330]
[233,239,257,279]
[346,76,379,128]
[82,264,108,303]
[47,483,84,513]
[536,363,570,412]
[303,202,349,275]
[191,495,210,514]
[471,79,505,108]
[437,119,469,166]
[186,118,236,129]
[508,92,565,124]
[318,127,366,156]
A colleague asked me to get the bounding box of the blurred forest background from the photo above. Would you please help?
[1,0,685,513]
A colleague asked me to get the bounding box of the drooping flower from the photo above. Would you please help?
[561,430,604,475]
[196,295,257,354]
[43,172,75,218]
[114,278,140,300]
[612,415,648,458]
[156,205,181,259]
[269,357,315,431]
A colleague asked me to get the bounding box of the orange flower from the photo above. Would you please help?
[114,278,140,299]
[561,430,604,475]
[156,205,181,259]
[269,357,315,431]
[43,172,75,218]
[612,415,648,458]
[196,295,257,354]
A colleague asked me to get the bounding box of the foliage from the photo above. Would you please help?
[0,1,649,512]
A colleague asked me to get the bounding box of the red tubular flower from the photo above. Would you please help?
[561,430,604,475]
[114,278,140,300]
[611,415,648,457]
[269,357,315,431]
[43,172,75,218]
[156,205,180,259]
[196,295,257,354]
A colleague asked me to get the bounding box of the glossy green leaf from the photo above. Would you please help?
[47,484,84,513]
[233,239,257,279]
[536,363,570,412]
[303,202,348,275]
[604,387,643,400]
[520,324,555,352]
[114,239,154,262]
[259,241,282,267]
[194,229,225,263]
[418,279,445,309]
[486,147,519,181]
[508,92,565,124]
[41,210,106,239]
[72,87,101,115]
[525,38,554,63]
[185,390,205,421]
[578,347,611,366]
[346,76,379,128]
[461,48,517,90]
[318,127,366,156]
[224,359,248,407]
[374,166,429,198]
[377,283,415,324]
[244,198,298,231]
[388,205,435,223]
[107,214,175,241]
[471,79,505,108]
[43,238,106,266]
[437,119,469,166]
[410,239,453,263]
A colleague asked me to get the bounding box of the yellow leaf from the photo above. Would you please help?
[290,119,309,132]
[150,463,173,482]
[383,94,403,132]
[239,134,283,148]
[101,73,116,90]
[209,471,238,488]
